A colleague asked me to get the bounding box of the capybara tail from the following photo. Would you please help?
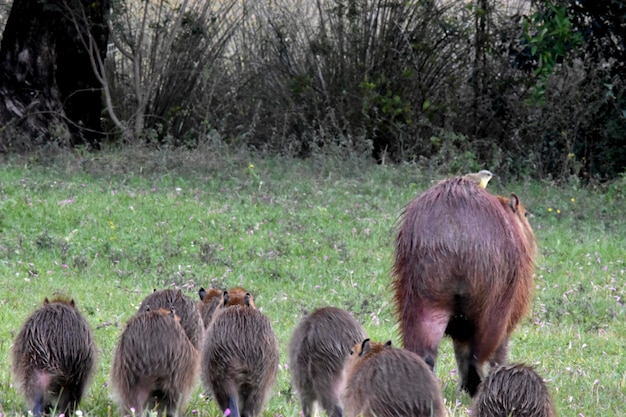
[32,392,44,417]
[227,393,240,417]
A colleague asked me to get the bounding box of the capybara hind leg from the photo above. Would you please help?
[490,337,509,367]
[240,384,263,417]
[401,302,449,370]
[297,389,315,417]
[453,339,483,396]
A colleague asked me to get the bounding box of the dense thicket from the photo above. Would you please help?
[0,0,624,181]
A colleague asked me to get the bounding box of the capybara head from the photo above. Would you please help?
[288,306,367,417]
[342,339,446,417]
[11,296,96,417]
[472,363,556,417]
[111,307,199,417]
[137,288,204,349]
[197,287,223,329]
[222,287,255,308]
[392,177,536,396]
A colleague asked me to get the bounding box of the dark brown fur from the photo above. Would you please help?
[392,177,536,396]
[342,339,446,417]
[11,297,96,417]
[201,288,279,417]
[472,363,556,417]
[137,288,204,349]
[288,307,367,417]
[111,308,199,417]
[198,287,223,329]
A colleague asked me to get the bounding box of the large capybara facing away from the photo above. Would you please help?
[392,177,536,396]
[342,339,446,417]
[137,288,204,349]
[472,363,556,417]
[11,297,96,417]
[111,307,199,417]
[288,306,367,417]
[202,288,279,417]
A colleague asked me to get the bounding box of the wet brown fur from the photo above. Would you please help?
[342,339,446,417]
[288,307,367,417]
[11,296,96,417]
[392,177,536,396]
[472,363,556,417]
[137,288,204,349]
[111,308,199,417]
[198,287,223,329]
[201,288,279,417]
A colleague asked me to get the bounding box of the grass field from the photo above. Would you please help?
[0,148,624,416]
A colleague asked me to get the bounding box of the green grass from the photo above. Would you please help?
[0,148,625,416]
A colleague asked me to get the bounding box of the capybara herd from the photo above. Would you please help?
[11,174,556,416]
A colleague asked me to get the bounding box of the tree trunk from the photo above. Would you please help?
[0,0,109,151]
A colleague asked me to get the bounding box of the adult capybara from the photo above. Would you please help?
[137,288,204,349]
[201,288,279,417]
[198,287,223,329]
[392,177,536,396]
[472,363,556,417]
[11,296,96,417]
[111,307,199,417]
[342,339,446,417]
[288,306,367,417]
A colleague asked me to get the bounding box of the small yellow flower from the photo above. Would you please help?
[557,209,561,214]
[109,221,115,230]
[548,207,553,212]
[567,153,575,159]
[570,198,575,202]
[249,163,255,169]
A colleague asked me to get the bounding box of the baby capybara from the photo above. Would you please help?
[198,287,223,328]
[111,307,199,417]
[342,339,446,417]
[137,288,204,349]
[202,288,279,417]
[472,363,556,417]
[288,306,367,417]
[392,177,536,395]
[11,296,96,417]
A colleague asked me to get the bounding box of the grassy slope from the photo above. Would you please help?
[0,149,624,416]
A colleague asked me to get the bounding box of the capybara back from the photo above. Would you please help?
[342,339,446,417]
[11,297,96,417]
[137,288,204,349]
[288,306,367,417]
[111,308,199,417]
[472,363,556,417]
[392,177,536,395]
[202,288,279,417]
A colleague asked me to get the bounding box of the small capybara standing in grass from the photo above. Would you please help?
[137,288,204,349]
[288,306,367,417]
[11,296,96,417]
[472,363,556,417]
[198,287,223,328]
[342,339,446,417]
[201,288,279,417]
[392,177,536,396]
[111,307,199,417]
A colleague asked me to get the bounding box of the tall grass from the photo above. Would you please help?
[0,148,624,416]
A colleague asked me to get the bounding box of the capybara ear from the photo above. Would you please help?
[43,297,50,305]
[360,339,371,356]
[384,340,392,348]
[199,287,207,301]
[245,293,252,307]
[222,290,230,306]
[152,288,157,292]
[509,193,520,213]
[70,299,76,307]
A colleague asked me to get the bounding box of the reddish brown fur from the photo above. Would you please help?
[472,363,556,417]
[137,288,204,349]
[111,308,199,417]
[288,307,367,417]
[342,339,446,417]
[198,287,223,329]
[392,177,536,395]
[201,288,279,417]
[11,297,96,417]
